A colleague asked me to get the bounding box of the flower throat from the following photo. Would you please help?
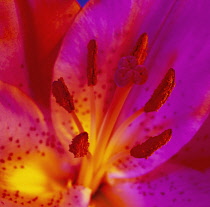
[52,33,175,193]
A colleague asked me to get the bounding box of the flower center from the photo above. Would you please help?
[52,34,175,194]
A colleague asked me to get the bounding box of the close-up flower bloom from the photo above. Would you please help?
[1,0,210,207]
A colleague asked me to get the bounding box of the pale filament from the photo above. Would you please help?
[76,85,133,191]
[94,86,132,171]
[71,111,85,133]
[89,86,97,153]
[103,107,145,161]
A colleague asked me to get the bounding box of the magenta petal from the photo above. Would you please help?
[103,114,210,206]
[101,164,210,207]
[106,0,210,178]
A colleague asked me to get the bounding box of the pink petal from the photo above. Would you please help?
[61,185,91,207]
[0,81,78,206]
[99,113,210,206]
[106,0,210,178]
[0,0,80,107]
[100,164,210,207]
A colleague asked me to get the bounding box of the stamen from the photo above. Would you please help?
[87,39,97,86]
[52,77,84,132]
[130,129,172,158]
[132,33,148,65]
[52,77,75,113]
[144,68,175,112]
[69,132,90,158]
[114,56,148,87]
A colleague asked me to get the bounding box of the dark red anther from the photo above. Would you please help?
[132,33,148,65]
[69,132,89,158]
[144,68,175,112]
[87,39,97,86]
[130,129,172,158]
[52,77,75,113]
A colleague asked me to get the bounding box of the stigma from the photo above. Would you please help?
[114,33,149,87]
[114,56,148,87]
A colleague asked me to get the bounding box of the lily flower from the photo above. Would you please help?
[1,0,210,207]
